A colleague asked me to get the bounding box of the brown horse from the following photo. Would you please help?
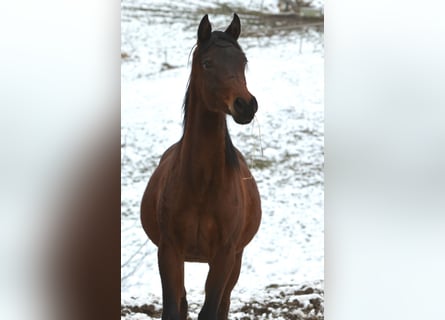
[141,13,261,320]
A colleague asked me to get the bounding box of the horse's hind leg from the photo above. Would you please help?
[198,248,236,320]
[158,241,184,320]
[218,251,243,320]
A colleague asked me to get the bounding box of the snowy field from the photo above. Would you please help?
[121,0,324,318]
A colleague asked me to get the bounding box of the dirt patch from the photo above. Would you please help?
[121,282,324,319]
[121,303,162,318]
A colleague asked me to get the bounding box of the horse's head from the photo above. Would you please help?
[192,14,258,124]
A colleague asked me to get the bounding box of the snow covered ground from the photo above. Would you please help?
[121,1,324,318]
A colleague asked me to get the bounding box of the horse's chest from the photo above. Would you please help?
[174,201,243,261]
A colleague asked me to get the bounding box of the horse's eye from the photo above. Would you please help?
[202,60,212,69]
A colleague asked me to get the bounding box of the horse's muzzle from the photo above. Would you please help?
[232,96,258,124]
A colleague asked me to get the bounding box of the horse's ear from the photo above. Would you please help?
[197,14,212,43]
[225,13,241,40]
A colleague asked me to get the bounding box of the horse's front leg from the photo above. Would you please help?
[198,247,236,320]
[218,250,243,320]
[158,240,185,320]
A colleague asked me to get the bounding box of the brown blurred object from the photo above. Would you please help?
[48,114,121,320]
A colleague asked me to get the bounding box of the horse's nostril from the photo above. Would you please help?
[234,97,257,116]
[234,97,244,114]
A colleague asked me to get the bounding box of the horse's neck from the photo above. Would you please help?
[180,99,229,186]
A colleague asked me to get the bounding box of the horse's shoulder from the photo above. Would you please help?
[159,142,180,164]
[233,148,246,164]
[233,148,253,176]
